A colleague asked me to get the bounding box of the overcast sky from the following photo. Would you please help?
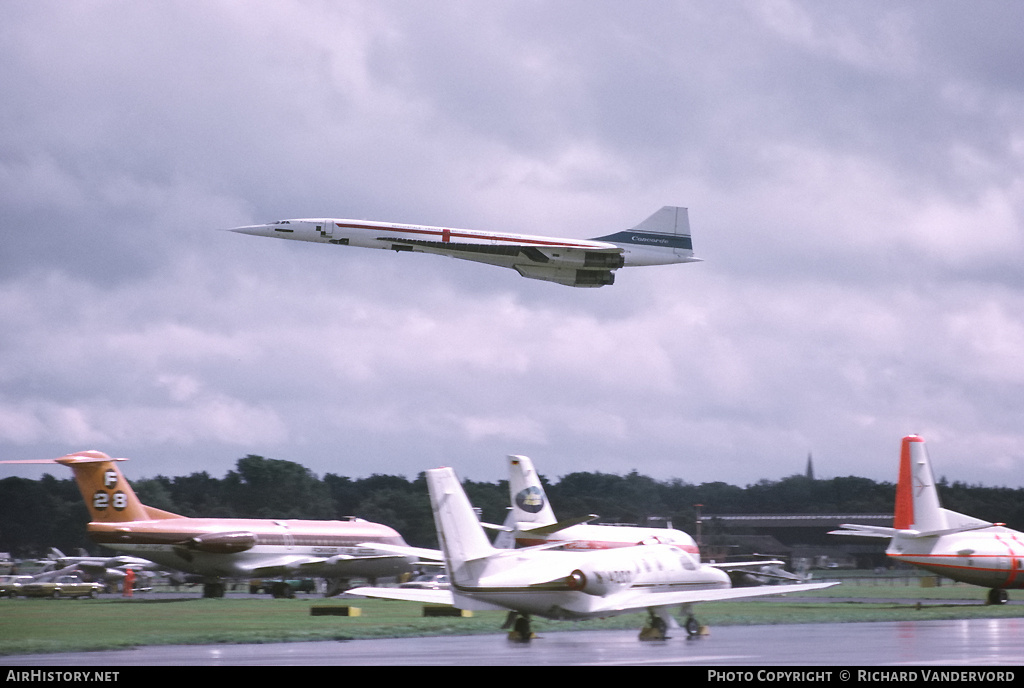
[3,1,1024,493]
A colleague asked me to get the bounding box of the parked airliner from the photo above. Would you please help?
[349,466,837,641]
[229,206,698,287]
[2,451,416,598]
[831,435,1024,605]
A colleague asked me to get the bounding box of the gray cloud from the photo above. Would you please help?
[2,1,1023,492]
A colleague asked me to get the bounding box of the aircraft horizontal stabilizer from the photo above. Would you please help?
[346,586,454,606]
[518,514,600,536]
[831,517,995,539]
[898,522,996,539]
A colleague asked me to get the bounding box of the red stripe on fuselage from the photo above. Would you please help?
[996,534,1023,588]
[334,222,600,249]
[888,551,1024,587]
[516,538,700,554]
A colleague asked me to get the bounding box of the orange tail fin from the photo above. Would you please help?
[892,436,917,529]
[4,450,183,523]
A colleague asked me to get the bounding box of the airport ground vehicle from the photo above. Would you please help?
[248,578,317,597]
[18,575,105,598]
[0,575,31,598]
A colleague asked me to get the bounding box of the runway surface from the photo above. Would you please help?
[3,618,1023,666]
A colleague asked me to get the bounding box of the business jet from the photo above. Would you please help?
[2,451,416,598]
[492,455,805,584]
[229,206,698,287]
[348,466,838,641]
[831,435,1024,605]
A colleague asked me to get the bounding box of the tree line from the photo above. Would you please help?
[3,454,1023,558]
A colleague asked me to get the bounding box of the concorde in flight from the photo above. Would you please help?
[348,466,837,641]
[229,206,698,288]
[2,451,417,598]
[831,435,1024,605]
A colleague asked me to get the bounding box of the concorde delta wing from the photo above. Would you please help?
[378,237,622,288]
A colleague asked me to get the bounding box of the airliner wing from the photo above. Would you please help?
[709,560,806,582]
[829,524,898,538]
[589,581,840,614]
[249,556,329,577]
[249,552,409,577]
[346,586,454,605]
[708,560,785,570]
[356,542,443,561]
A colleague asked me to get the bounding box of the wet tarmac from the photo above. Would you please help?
[3,618,1023,666]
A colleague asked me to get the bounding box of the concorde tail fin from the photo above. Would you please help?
[593,206,695,259]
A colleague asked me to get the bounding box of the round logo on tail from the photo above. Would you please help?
[515,486,545,513]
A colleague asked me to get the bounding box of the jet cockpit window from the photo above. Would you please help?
[676,550,697,570]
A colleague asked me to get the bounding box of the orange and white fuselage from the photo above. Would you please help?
[2,451,415,591]
[832,435,1024,603]
[87,515,412,580]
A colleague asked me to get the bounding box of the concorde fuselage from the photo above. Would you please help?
[231,218,692,267]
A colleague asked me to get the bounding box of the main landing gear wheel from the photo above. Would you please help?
[987,588,1009,605]
[202,582,225,598]
[271,582,295,598]
[504,613,535,642]
[639,614,669,641]
[685,616,702,638]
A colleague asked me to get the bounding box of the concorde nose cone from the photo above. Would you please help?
[226,224,271,236]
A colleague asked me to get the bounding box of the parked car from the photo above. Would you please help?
[0,575,31,598]
[18,575,105,599]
